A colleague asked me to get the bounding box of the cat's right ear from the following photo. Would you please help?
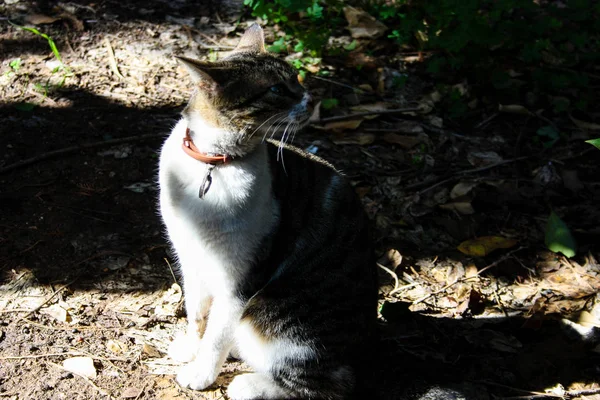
[175,56,229,90]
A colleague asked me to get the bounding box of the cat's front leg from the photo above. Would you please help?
[169,288,212,363]
[176,296,243,390]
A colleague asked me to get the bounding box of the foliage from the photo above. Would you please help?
[585,138,600,150]
[244,0,344,56]
[246,0,599,115]
[545,211,577,258]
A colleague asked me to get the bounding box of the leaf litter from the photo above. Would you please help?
[0,1,599,399]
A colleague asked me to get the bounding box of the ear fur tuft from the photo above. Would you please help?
[233,23,266,54]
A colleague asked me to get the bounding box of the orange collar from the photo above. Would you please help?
[182,127,232,165]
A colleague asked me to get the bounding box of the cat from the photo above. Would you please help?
[158,24,378,400]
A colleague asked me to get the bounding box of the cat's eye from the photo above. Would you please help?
[269,84,287,95]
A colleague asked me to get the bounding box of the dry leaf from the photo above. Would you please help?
[331,132,374,145]
[40,304,71,323]
[450,181,478,199]
[458,236,518,257]
[106,339,128,354]
[467,151,503,167]
[570,113,600,130]
[63,356,97,379]
[142,343,162,358]
[439,201,475,215]
[324,119,363,132]
[343,6,387,39]
[465,263,478,278]
[25,14,61,25]
[122,387,143,398]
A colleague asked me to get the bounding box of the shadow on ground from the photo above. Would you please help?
[1,89,599,399]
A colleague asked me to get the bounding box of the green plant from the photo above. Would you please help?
[9,58,21,72]
[244,0,343,56]
[9,21,73,81]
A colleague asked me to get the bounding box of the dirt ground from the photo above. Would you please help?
[1,1,599,399]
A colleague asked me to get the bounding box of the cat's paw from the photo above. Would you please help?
[227,373,293,400]
[176,359,219,390]
[168,332,201,363]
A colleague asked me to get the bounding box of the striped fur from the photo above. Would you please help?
[159,24,377,400]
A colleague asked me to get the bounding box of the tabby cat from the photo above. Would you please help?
[158,24,377,400]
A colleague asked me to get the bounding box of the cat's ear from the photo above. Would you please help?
[175,56,230,88]
[233,23,266,54]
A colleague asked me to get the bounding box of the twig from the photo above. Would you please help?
[104,37,125,79]
[0,133,164,174]
[311,75,369,93]
[317,107,422,124]
[15,280,75,322]
[377,263,399,294]
[412,247,526,305]
[405,156,530,194]
[164,257,178,285]
[0,352,126,362]
[474,112,499,129]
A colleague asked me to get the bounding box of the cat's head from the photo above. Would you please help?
[177,24,312,155]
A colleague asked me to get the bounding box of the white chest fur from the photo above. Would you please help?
[159,119,279,295]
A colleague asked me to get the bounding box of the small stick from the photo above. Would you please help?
[0,133,164,174]
[0,352,126,362]
[318,107,422,124]
[164,257,178,285]
[15,280,75,322]
[104,37,125,80]
[377,263,399,294]
[405,156,530,194]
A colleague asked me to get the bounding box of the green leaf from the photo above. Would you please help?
[536,125,560,148]
[343,40,357,51]
[545,211,576,258]
[9,58,21,71]
[585,138,600,150]
[267,37,287,53]
[321,98,339,110]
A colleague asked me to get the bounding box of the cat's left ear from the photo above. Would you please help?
[233,23,266,54]
[175,56,230,89]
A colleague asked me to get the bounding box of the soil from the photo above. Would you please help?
[1,1,599,400]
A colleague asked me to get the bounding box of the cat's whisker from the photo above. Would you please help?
[251,112,287,139]
[262,115,288,143]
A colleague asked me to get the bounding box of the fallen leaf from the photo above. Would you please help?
[343,6,387,39]
[25,14,61,25]
[331,132,373,145]
[106,339,128,354]
[63,356,97,379]
[467,151,503,167]
[545,211,576,258]
[142,343,162,358]
[465,264,478,278]
[122,387,143,398]
[324,119,363,132]
[571,115,600,131]
[40,304,71,323]
[458,236,518,257]
[439,201,475,215]
[450,181,478,199]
